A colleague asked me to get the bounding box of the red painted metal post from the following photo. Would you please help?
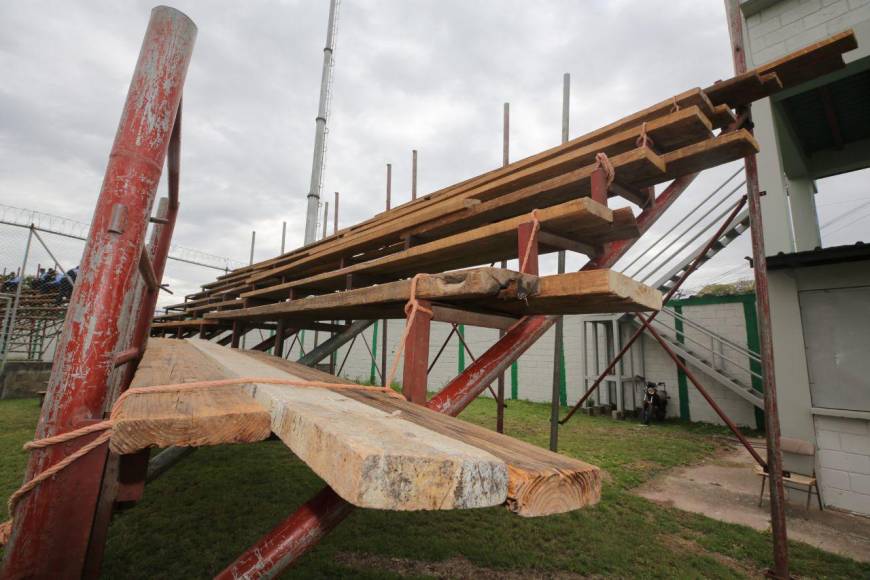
[724,2,789,577]
[590,166,609,206]
[402,300,432,403]
[1,8,195,578]
[516,221,539,275]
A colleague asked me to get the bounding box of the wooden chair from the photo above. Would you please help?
[756,437,823,510]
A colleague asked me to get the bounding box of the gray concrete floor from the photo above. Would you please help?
[634,439,870,563]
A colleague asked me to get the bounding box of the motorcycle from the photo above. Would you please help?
[641,381,668,425]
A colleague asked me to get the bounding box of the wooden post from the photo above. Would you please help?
[402,300,432,404]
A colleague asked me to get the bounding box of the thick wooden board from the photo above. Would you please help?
[211,268,538,322]
[205,342,602,516]
[491,270,663,315]
[209,268,660,323]
[186,339,509,511]
[704,29,857,104]
[112,338,272,454]
[241,198,625,300]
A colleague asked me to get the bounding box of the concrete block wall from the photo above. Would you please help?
[744,0,870,65]
[814,415,870,514]
[681,303,759,428]
[311,298,758,429]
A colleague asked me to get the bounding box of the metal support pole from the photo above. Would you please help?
[411,149,418,200]
[0,8,195,577]
[381,164,391,386]
[330,191,339,373]
[303,0,339,245]
[249,231,256,265]
[496,101,510,433]
[613,318,623,413]
[281,221,287,254]
[725,2,788,576]
[550,72,569,451]
[0,226,33,378]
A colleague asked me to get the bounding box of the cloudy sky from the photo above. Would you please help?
[1,1,866,303]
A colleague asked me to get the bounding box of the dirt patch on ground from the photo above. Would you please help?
[635,440,870,563]
[336,552,594,579]
[662,534,764,578]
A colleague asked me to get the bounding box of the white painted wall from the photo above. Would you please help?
[307,300,759,428]
[743,0,870,66]
[814,415,870,514]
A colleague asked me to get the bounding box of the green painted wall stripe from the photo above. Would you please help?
[674,304,691,421]
[742,298,766,431]
[457,325,465,373]
[668,292,755,307]
[511,361,519,400]
[369,321,379,384]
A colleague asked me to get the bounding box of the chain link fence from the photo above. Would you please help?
[0,204,244,369]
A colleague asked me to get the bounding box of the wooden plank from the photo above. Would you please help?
[242,106,706,287]
[403,147,664,243]
[152,318,221,329]
[632,129,759,188]
[210,268,538,322]
[111,338,272,454]
[705,29,857,103]
[211,267,660,324]
[510,270,662,314]
[241,198,624,300]
[430,305,518,330]
[186,339,509,511]
[237,346,602,516]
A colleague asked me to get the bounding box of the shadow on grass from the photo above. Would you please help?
[1,397,866,579]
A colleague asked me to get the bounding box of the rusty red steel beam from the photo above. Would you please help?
[86,104,187,575]
[0,8,196,579]
[215,168,702,579]
[725,1,789,577]
[560,194,749,424]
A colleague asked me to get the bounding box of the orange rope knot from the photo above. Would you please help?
[635,121,654,149]
[593,152,616,190]
[0,376,403,546]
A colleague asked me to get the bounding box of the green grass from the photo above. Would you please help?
[1,397,868,579]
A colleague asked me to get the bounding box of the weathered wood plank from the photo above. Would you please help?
[241,198,624,300]
[112,338,272,454]
[186,339,509,511]
[240,346,602,516]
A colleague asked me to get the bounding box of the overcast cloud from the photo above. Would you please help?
[1,1,866,303]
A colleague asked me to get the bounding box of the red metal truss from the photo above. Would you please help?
[0,8,196,579]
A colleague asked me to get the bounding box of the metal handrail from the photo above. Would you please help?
[659,306,761,362]
[619,166,744,276]
[647,314,763,382]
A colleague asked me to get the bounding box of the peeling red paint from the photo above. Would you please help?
[0,7,196,579]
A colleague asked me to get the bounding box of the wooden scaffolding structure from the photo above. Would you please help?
[0,4,857,578]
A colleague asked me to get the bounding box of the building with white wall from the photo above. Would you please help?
[738,0,870,515]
